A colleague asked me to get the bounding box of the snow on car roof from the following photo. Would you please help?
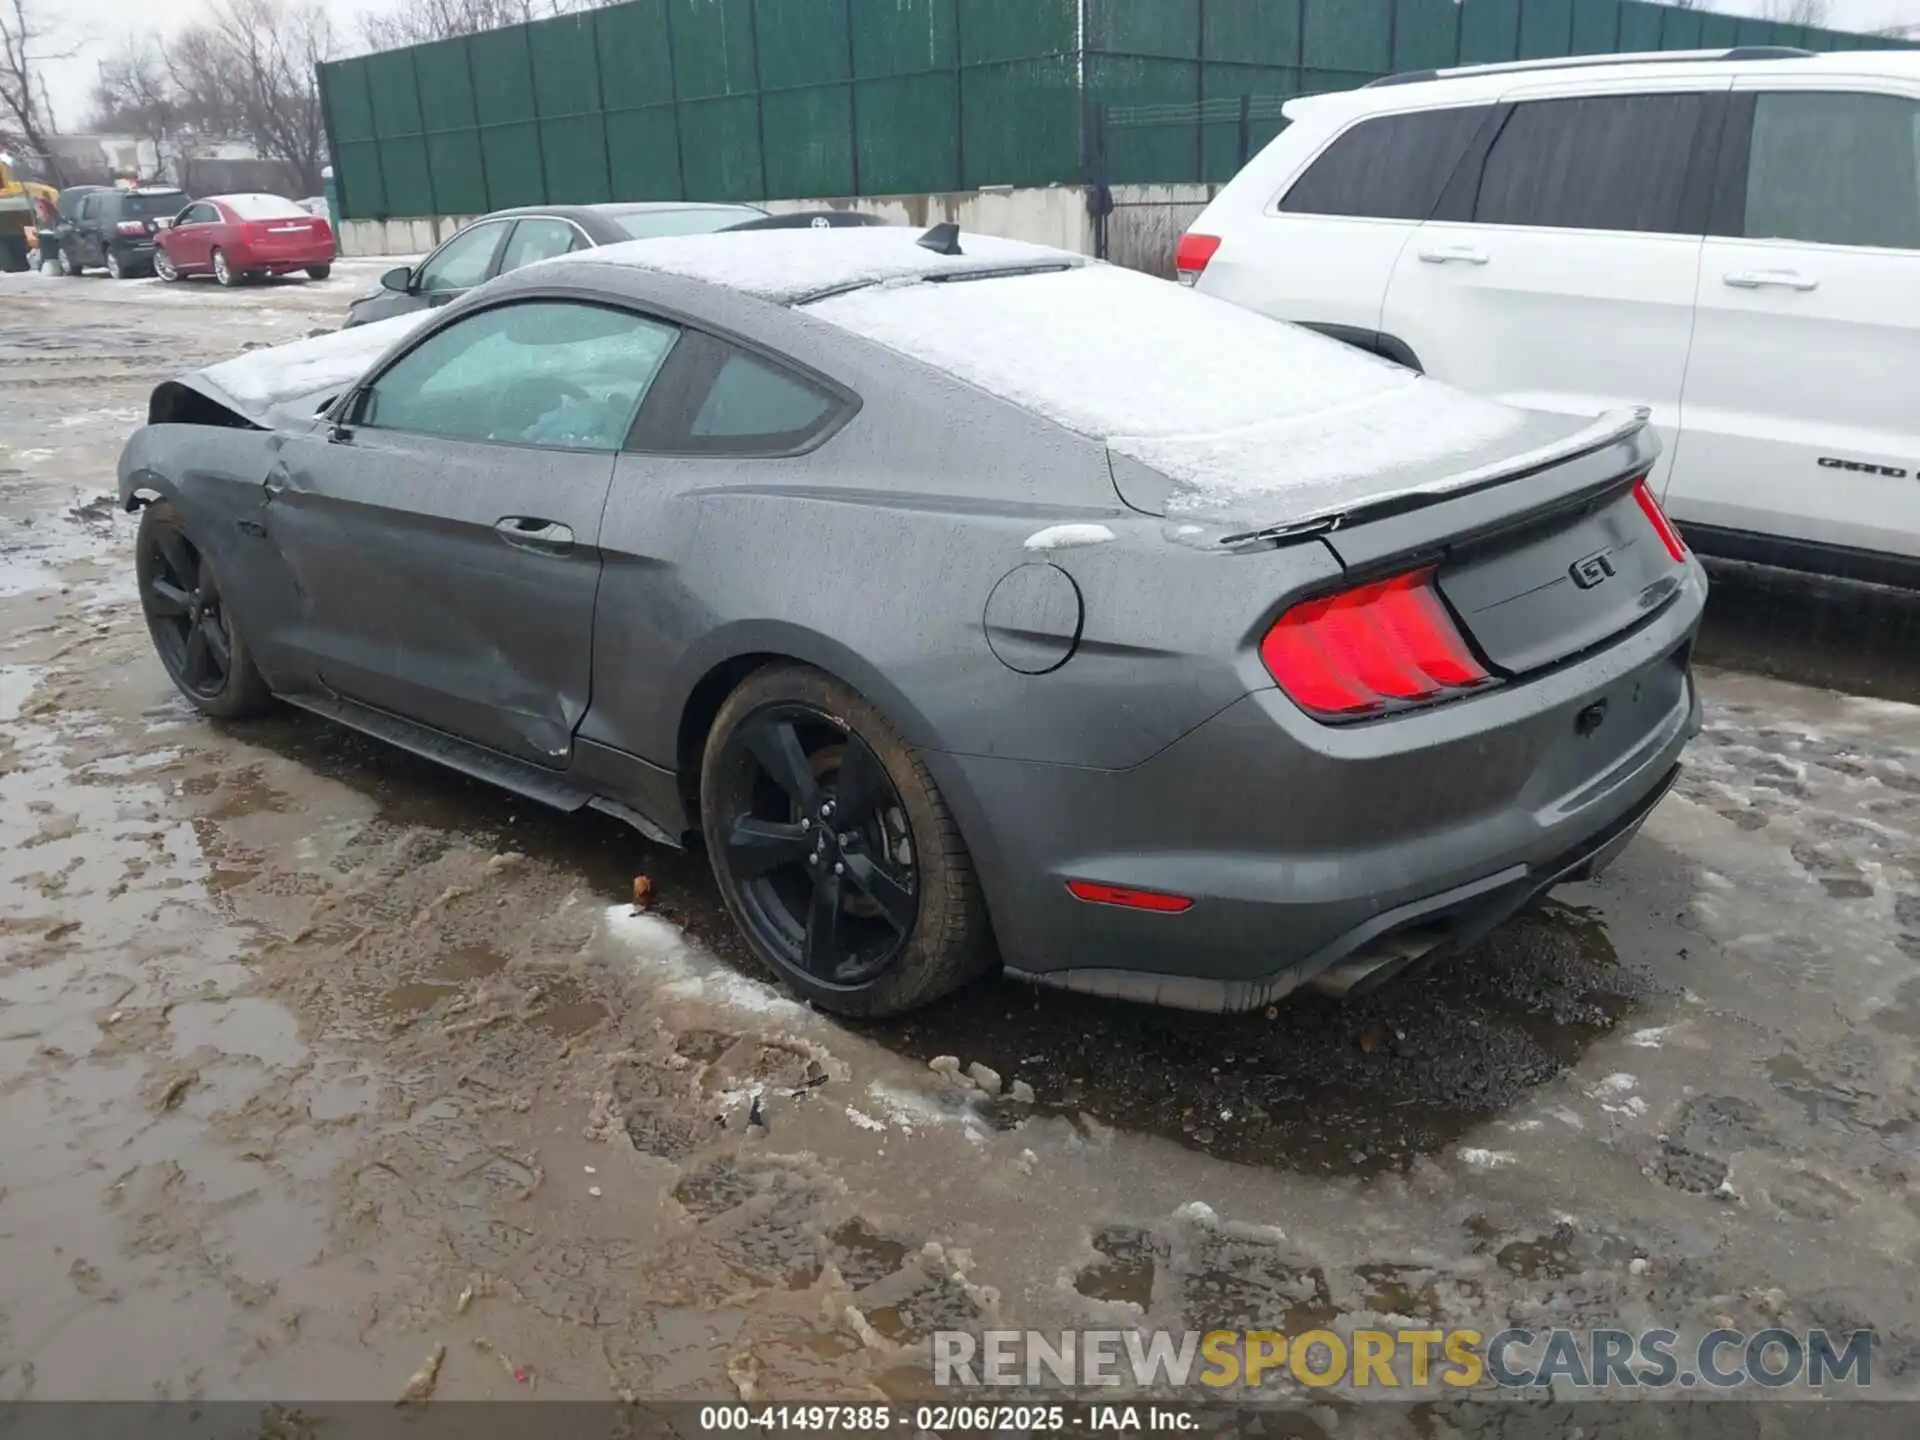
[564,226,1085,304]
[802,263,1539,528]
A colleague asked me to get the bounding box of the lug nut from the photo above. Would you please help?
[800,818,811,831]
[834,862,845,875]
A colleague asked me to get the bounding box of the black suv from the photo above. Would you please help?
[57,186,189,279]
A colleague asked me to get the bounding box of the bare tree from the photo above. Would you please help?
[88,37,180,148]
[0,0,74,181]
[1758,0,1830,26]
[165,0,335,192]
[359,0,597,50]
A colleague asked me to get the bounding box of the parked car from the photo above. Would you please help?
[155,193,335,285]
[119,227,1704,1016]
[342,201,888,327]
[55,185,189,278]
[1179,46,1920,590]
[34,184,108,274]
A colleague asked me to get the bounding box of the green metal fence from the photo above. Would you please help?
[1089,0,1919,185]
[322,0,1082,220]
[322,0,1916,221]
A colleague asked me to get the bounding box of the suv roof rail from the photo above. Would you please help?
[1363,45,1815,89]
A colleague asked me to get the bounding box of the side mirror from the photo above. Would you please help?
[380,264,412,293]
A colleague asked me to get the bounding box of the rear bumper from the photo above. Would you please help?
[925,563,1706,1012]
[231,243,335,270]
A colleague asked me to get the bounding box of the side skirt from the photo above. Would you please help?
[279,692,686,848]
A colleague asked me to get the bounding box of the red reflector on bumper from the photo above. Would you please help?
[1066,880,1195,913]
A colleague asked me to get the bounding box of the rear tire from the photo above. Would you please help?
[105,247,129,280]
[136,502,275,720]
[306,263,331,280]
[0,235,28,273]
[212,248,240,288]
[56,249,78,276]
[700,663,994,1017]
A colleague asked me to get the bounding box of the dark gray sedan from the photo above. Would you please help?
[119,227,1705,1016]
[343,200,888,327]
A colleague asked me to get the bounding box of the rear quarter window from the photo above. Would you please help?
[1279,106,1494,220]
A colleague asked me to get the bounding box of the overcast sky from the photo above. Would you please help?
[30,0,1920,134]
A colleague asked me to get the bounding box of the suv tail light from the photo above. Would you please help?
[116,220,147,236]
[1174,232,1220,286]
[1631,476,1687,562]
[1260,569,1492,719]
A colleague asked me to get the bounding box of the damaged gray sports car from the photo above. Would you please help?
[119,226,1705,1016]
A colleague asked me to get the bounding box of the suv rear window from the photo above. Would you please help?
[1742,91,1920,250]
[1473,93,1706,235]
[1279,106,1493,220]
[118,191,188,218]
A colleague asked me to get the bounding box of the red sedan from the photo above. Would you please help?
[155,193,336,286]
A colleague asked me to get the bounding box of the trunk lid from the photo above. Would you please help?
[1312,415,1682,677]
[244,215,331,256]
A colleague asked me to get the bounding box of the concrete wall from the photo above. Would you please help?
[335,184,1205,278]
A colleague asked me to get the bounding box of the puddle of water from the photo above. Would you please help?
[0,663,39,721]
[1073,1226,1160,1307]
[377,943,507,1017]
[168,995,307,1064]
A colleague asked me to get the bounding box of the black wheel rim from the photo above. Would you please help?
[142,527,232,699]
[716,703,920,989]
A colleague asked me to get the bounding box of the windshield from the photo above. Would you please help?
[611,206,762,240]
[222,193,310,220]
[121,191,186,218]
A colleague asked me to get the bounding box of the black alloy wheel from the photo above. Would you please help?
[140,521,233,699]
[717,702,920,988]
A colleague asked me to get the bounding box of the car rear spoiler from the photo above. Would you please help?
[1214,407,1655,549]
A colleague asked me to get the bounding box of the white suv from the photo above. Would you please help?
[1179,47,1920,589]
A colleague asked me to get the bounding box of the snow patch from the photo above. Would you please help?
[1023,522,1116,552]
[0,665,40,723]
[569,226,1077,304]
[1628,1026,1672,1048]
[1173,1200,1218,1225]
[805,264,1577,528]
[193,310,434,410]
[599,904,804,1018]
[1459,1148,1516,1169]
[844,1105,887,1133]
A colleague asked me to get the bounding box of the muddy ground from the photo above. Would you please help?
[3,266,1919,1425]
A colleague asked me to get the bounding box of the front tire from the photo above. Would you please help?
[154,248,181,282]
[700,664,994,1017]
[136,502,275,720]
[56,249,78,276]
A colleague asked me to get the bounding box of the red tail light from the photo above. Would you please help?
[1260,569,1491,719]
[1066,880,1195,913]
[1174,232,1220,286]
[116,220,147,236]
[1632,476,1687,562]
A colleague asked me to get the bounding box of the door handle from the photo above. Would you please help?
[1417,245,1490,265]
[494,516,574,554]
[1723,269,1818,291]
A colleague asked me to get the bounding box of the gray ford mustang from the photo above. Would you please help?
[118,226,1706,1016]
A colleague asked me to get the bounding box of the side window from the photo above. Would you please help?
[1279,106,1493,220]
[1743,92,1920,250]
[498,218,584,273]
[180,203,216,225]
[683,346,838,453]
[413,221,506,292]
[358,301,678,451]
[1473,92,1707,235]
